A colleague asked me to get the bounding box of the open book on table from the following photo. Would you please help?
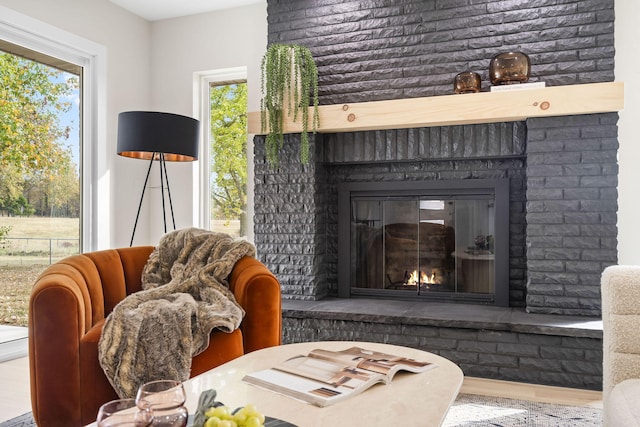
[242,346,437,407]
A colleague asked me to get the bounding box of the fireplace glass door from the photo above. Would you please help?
[350,194,496,299]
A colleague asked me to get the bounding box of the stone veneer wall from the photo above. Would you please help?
[525,114,618,315]
[254,133,328,300]
[281,305,603,390]
[267,0,614,103]
[255,0,617,316]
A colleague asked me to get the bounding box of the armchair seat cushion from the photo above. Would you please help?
[191,328,244,376]
[608,379,640,427]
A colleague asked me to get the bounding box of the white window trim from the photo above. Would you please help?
[192,66,253,242]
[0,6,108,250]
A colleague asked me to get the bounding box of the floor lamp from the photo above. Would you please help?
[117,111,200,246]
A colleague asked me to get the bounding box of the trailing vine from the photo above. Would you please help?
[260,44,319,167]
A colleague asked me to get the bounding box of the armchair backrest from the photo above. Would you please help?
[29,246,154,426]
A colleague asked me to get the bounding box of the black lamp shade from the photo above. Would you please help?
[117,111,200,162]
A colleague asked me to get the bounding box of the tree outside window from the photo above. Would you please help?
[0,49,80,326]
[209,82,248,238]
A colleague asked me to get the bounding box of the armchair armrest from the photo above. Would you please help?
[229,256,282,352]
[29,264,93,426]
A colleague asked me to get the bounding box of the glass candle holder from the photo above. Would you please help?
[136,380,188,427]
[454,71,481,94]
[489,52,530,85]
[97,398,153,427]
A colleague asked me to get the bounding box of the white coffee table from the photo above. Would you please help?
[183,341,463,426]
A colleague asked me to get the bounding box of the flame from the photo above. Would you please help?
[406,270,436,286]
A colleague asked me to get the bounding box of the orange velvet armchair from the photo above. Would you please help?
[28,246,282,427]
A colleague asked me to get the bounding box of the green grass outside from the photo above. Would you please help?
[0,217,80,327]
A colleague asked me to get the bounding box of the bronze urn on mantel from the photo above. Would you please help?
[489,52,531,85]
[454,71,482,94]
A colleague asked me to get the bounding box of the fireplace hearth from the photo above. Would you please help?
[338,179,510,306]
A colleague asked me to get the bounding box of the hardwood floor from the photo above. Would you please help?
[0,353,603,423]
[460,376,603,408]
[0,356,30,422]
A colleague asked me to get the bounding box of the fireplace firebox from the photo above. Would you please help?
[338,179,510,306]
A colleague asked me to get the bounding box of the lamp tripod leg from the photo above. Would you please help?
[160,155,177,230]
[130,155,155,247]
[159,153,167,233]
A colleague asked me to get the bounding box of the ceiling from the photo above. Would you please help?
[109,0,265,21]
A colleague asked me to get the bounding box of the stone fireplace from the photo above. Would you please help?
[255,0,617,317]
[252,0,616,390]
[255,113,618,316]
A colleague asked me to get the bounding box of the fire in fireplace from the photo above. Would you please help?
[338,179,509,306]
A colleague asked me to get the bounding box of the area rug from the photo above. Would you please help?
[444,393,602,426]
[0,412,32,427]
[0,394,603,426]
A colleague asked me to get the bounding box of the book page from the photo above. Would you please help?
[242,346,438,407]
[243,367,378,407]
[307,347,434,376]
[274,354,380,387]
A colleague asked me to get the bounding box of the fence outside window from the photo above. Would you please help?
[0,237,80,265]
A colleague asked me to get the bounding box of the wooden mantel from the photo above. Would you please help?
[247,81,624,135]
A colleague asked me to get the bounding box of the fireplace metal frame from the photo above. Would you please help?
[338,179,510,306]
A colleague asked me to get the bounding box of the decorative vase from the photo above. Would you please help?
[489,52,530,85]
[454,71,481,94]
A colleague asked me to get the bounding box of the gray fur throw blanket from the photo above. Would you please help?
[98,227,256,398]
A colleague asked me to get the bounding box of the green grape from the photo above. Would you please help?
[233,410,248,424]
[243,404,258,415]
[204,407,218,418]
[204,403,265,427]
[245,416,262,427]
[212,406,232,419]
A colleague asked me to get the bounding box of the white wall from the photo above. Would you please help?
[0,0,152,248]
[615,0,640,265]
[147,4,267,244]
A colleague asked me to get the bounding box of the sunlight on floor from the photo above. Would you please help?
[442,403,527,427]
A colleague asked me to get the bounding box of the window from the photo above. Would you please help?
[196,67,253,241]
[209,81,248,237]
[0,5,106,329]
[0,41,81,253]
[0,5,107,250]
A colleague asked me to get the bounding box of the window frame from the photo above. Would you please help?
[193,66,253,241]
[0,6,107,250]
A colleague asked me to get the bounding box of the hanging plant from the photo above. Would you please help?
[260,43,320,167]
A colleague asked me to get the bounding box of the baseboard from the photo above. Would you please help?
[0,326,28,363]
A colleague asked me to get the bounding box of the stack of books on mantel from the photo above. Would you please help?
[490,81,546,92]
